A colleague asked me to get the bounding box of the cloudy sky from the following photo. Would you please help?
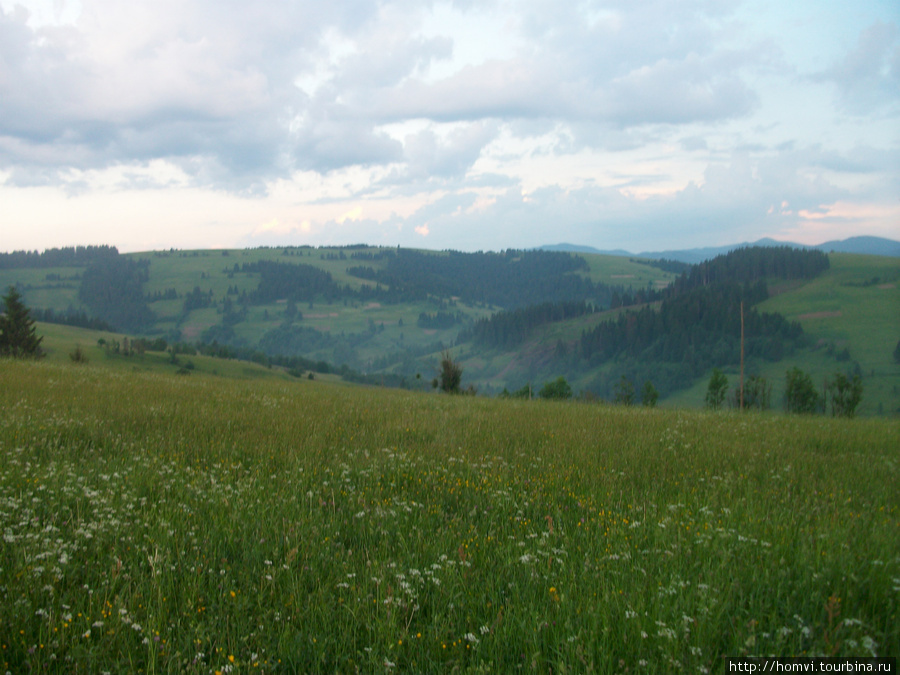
[1,0,898,254]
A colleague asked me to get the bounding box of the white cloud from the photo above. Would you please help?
[814,21,900,115]
[0,0,897,253]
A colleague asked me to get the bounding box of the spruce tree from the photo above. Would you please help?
[0,286,44,358]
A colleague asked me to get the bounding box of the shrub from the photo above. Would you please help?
[69,344,89,364]
[784,367,819,414]
[705,369,728,410]
[827,372,863,418]
[539,376,572,400]
[439,350,462,394]
[641,381,659,408]
[614,376,634,406]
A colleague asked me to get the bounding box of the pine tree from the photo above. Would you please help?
[0,286,43,358]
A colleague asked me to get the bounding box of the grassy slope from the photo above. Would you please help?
[1,358,897,672]
[33,321,347,384]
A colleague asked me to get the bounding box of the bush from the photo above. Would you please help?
[539,377,572,400]
[439,351,462,394]
[705,369,728,410]
[641,381,659,408]
[784,367,819,414]
[732,375,771,411]
[614,376,634,406]
[827,373,863,418]
[69,344,89,364]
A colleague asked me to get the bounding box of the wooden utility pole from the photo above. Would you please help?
[740,301,745,411]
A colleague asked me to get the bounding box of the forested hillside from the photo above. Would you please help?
[347,249,599,307]
[0,245,119,269]
[0,243,895,414]
[569,248,829,397]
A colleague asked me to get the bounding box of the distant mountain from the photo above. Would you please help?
[815,236,900,257]
[540,236,900,262]
[539,243,632,256]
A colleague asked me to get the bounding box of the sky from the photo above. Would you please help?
[1,0,898,254]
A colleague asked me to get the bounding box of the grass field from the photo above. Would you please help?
[1,359,897,673]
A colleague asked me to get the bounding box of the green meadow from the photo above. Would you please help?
[1,358,897,673]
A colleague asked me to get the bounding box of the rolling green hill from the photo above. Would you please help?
[2,245,897,415]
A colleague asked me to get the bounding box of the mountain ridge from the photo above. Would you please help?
[539,236,900,263]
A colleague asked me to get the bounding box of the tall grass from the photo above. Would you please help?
[1,359,897,673]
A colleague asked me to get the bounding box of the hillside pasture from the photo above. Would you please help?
[757,253,900,416]
[0,359,897,673]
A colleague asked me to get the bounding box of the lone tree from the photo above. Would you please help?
[438,350,463,394]
[827,372,863,418]
[784,367,820,414]
[613,375,635,406]
[705,368,728,410]
[0,286,43,358]
[735,375,771,411]
[641,380,659,408]
[538,376,572,400]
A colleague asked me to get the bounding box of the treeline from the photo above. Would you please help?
[31,308,114,332]
[0,245,119,269]
[347,249,598,308]
[461,300,594,349]
[664,246,829,297]
[417,311,463,330]
[242,260,340,304]
[631,257,690,275]
[349,250,396,261]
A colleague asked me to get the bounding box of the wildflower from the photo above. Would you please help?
[862,636,877,656]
